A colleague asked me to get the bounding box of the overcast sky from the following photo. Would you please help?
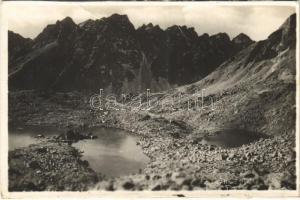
[4,3,296,41]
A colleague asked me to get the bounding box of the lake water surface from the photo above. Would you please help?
[200,129,265,148]
[9,126,150,178]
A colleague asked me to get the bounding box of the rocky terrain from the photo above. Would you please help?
[9,142,98,191]
[8,13,296,191]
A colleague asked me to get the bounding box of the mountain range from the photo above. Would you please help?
[8,14,254,94]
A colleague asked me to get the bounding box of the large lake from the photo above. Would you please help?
[9,126,150,178]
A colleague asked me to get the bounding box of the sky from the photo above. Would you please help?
[3,3,296,41]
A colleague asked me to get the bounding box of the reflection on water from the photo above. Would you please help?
[9,126,150,178]
[72,127,150,178]
[201,129,265,148]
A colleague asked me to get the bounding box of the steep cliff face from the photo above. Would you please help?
[8,31,33,72]
[136,25,253,85]
[246,13,296,65]
[9,14,253,94]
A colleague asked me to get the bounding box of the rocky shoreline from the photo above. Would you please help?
[8,91,296,191]
[9,122,296,191]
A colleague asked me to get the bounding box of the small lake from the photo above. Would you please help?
[200,129,265,148]
[9,126,59,151]
[9,126,150,178]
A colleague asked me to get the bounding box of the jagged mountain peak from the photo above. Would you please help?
[268,13,296,43]
[198,33,210,40]
[232,33,254,51]
[166,25,196,33]
[108,13,129,20]
[246,13,296,64]
[210,32,230,41]
[277,13,296,49]
[144,23,154,28]
[8,30,33,71]
[232,33,254,44]
[138,23,162,32]
[8,30,33,42]
[56,16,78,35]
[57,16,76,26]
[33,16,78,47]
[102,14,131,25]
[279,13,296,32]
[166,25,199,41]
[98,14,135,34]
[80,14,131,27]
[78,19,95,29]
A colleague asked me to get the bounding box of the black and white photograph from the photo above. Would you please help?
[0,2,299,196]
